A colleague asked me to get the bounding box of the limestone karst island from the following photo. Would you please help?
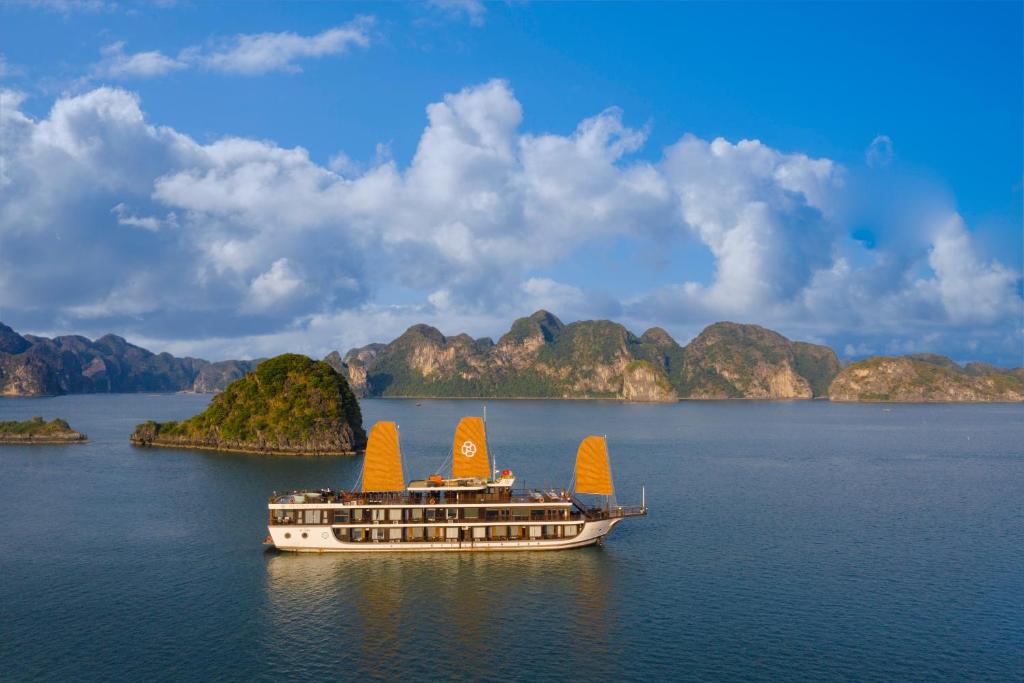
[3,314,1022,406]
[130,354,365,456]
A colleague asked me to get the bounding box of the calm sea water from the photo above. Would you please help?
[0,395,1021,681]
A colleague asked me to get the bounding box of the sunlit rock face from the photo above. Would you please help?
[829,356,1024,402]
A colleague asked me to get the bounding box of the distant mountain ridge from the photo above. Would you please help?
[4,316,1020,402]
[0,322,259,396]
[331,311,841,402]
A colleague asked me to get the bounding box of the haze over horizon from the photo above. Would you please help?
[1,1,1021,365]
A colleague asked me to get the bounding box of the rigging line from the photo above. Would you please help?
[431,447,452,477]
[397,423,408,490]
[350,451,364,492]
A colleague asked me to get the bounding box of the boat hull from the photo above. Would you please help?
[268,518,621,553]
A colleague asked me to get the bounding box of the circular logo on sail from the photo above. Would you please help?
[461,440,477,457]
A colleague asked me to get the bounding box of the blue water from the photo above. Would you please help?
[1,395,1022,681]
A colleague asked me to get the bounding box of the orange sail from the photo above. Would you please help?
[361,421,405,492]
[574,435,614,495]
[452,417,490,480]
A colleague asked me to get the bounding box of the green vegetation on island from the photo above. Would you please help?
[828,354,1024,402]
[0,416,86,443]
[336,311,838,402]
[130,354,366,455]
[4,315,1020,404]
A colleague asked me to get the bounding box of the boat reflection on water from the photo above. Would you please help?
[263,548,620,677]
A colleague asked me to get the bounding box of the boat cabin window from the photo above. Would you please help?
[388,508,402,521]
[425,509,436,522]
[409,509,423,521]
[334,510,350,523]
[273,510,296,524]
[446,508,458,521]
[464,508,479,519]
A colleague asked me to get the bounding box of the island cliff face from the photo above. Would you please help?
[828,354,1024,402]
[130,354,366,455]
[334,311,837,402]
[0,322,258,396]
[678,322,838,399]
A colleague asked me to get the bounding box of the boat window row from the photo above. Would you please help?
[271,507,578,525]
[330,524,582,543]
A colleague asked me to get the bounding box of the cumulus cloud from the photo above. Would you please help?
[927,214,1019,325]
[0,80,1019,363]
[659,134,841,314]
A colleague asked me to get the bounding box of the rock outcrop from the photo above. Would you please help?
[828,355,1024,402]
[130,354,366,455]
[622,361,678,402]
[672,322,838,399]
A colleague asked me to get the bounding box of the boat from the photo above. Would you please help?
[265,416,647,552]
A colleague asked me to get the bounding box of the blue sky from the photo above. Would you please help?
[0,1,1021,364]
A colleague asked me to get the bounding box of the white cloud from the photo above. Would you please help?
[111,202,164,231]
[865,134,894,168]
[659,134,841,313]
[428,0,486,26]
[84,18,373,81]
[0,80,1019,364]
[246,258,306,311]
[201,18,373,74]
[927,213,1019,324]
[94,42,185,78]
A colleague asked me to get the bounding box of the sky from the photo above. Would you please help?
[0,0,1021,365]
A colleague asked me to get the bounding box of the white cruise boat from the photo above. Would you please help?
[266,416,646,552]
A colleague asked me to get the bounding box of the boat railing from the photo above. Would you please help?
[269,489,572,506]
[270,513,588,525]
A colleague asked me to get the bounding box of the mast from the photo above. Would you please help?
[484,403,495,481]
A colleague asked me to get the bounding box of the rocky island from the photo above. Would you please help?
[330,312,840,402]
[130,354,366,455]
[4,315,1020,403]
[829,354,1024,402]
[0,321,258,397]
[0,417,87,444]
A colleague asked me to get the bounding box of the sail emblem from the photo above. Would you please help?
[453,417,489,479]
